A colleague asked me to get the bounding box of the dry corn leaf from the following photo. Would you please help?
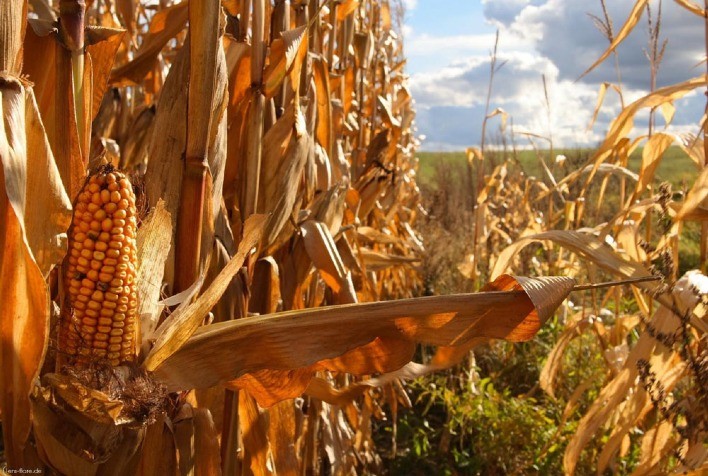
[301,220,357,303]
[20,83,72,277]
[263,25,307,98]
[635,132,675,194]
[0,78,51,465]
[143,214,267,371]
[676,132,705,166]
[584,75,706,191]
[676,166,708,221]
[631,420,679,476]
[588,82,610,131]
[267,400,301,476]
[228,369,313,411]
[597,355,686,474]
[85,27,126,123]
[313,56,333,156]
[193,408,222,476]
[239,391,270,476]
[136,415,177,476]
[337,0,360,20]
[673,0,705,16]
[152,275,574,406]
[250,256,282,315]
[307,274,575,405]
[185,0,222,163]
[110,1,189,86]
[357,247,419,271]
[492,230,652,282]
[579,0,649,80]
[539,315,590,398]
[563,274,699,475]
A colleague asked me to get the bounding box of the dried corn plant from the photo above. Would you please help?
[436,1,707,474]
[0,0,587,474]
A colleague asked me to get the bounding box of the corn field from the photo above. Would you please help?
[0,0,706,475]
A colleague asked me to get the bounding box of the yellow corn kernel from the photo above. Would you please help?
[59,166,139,368]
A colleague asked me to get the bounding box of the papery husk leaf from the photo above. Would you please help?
[0,78,51,466]
[259,105,309,247]
[42,373,126,425]
[30,385,145,476]
[136,199,172,342]
[152,275,575,407]
[143,214,267,371]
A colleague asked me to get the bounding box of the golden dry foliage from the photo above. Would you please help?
[451,2,707,474]
[0,0,581,474]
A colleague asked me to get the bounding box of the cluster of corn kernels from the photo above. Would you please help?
[61,168,138,367]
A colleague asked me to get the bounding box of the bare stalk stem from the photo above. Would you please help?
[59,0,86,156]
[471,30,501,287]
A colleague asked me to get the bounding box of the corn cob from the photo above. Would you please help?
[60,167,139,367]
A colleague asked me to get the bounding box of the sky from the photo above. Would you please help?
[402,0,706,151]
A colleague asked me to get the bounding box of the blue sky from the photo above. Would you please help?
[403,0,706,151]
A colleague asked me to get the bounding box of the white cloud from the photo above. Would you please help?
[410,0,706,150]
[411,52,604,149]
[403,0,418,11]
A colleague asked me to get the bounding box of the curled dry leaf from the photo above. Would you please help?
[143,214,267,371]
[151,274,575,407]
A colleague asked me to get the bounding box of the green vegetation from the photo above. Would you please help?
[416,146,697,189]
[415,146,702,274]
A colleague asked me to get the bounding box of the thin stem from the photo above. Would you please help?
[471,29,502,287]
[703,0,708,270]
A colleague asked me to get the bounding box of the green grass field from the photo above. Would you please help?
[416,146,698,189]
